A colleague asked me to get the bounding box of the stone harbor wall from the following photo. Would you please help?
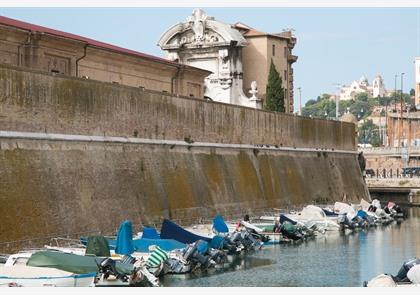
[0,64,368,252]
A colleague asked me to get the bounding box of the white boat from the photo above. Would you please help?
[260,205,340,232]
[0,252,96,287]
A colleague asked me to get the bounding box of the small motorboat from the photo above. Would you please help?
[364,258,420,287]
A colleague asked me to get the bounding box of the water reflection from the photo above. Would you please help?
[162,207,420,287]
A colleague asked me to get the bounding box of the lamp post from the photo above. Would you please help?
[333,83,341,120]
[394,74,398,111]
[399,73,405,147]
[297,87,302,116]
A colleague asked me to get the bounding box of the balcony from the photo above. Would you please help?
[287,54,298,63]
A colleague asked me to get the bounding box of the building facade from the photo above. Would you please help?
[158,9,261,109]
[158,9,297,112]
[0,16,210,98]
[233,23,297,113]
[339,75,388,101]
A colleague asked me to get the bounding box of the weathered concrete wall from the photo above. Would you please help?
[0,64,366,251]
[0,138,367,252]
[0,64,355,150]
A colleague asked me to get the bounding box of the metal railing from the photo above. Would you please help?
[366,168,420,178]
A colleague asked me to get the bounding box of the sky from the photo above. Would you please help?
[0,7,419,111]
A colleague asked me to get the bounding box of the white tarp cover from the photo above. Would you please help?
[334,202,356,219]
[372,199,381,209]
[367,274,397,287]
[407,264,420,284]
[301,205,326,220]
[360,199,371,211]
[240,221,263,233]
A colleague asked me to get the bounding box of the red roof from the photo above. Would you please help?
[0,15,182,68]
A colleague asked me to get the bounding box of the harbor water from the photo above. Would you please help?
[161,207,420,287]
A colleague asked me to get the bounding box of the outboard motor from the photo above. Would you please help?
[208,248,228,265]
[183,240,213,269]
[393,258,420,283]
[280,221,304,241]
[337,214,356,230]
[98,257,129,282]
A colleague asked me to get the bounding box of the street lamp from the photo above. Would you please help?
[297,87,302,116]
[394,74,398,111]
[399,73,405,147]
[333,83,341,120]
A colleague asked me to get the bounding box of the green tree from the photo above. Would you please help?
[410,88,415,96]
[265,60,284,112]
[358,120,381,147]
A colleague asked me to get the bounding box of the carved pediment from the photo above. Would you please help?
[158,8,247,50]
[168,28,224,48]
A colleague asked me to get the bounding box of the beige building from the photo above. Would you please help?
[233,23,298,113]
[0,16,210,98]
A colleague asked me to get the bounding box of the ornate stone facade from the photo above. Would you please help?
[158,9,262,109]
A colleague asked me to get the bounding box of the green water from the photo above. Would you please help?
[161,207,420,287]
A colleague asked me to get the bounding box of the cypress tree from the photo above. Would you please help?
[265,60,285,112]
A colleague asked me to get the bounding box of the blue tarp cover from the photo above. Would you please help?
[279,214,297,225]
[142,227,161,239]
[357,210,368,219]
[212,215,229,233]
[115,220,134,255]
[210,236,224,250]
[160,219,212,244]
[196,240,209,254]
[106,238,186,252]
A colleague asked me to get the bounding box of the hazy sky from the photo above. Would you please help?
[1,7,419,111]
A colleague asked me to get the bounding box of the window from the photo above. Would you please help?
[272,44,275,56]
[284,47,287,58]
[284,70,287,80]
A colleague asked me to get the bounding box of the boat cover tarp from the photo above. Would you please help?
[282,221,297,234]
[356,210,368,220]
[301,205,326,220]
[213,215,229,233]
[322,208,338,217]
[196,240,209,254]
[372,199,381,209]
[160,219,211,244]
[367,274,397,287]
[27,251,133,275]
[241,220,263,233]
[360,198,371,211]
[115,220,134,255]
[133,238,186,252]
[210,236,224,249]
[408,264,420,284]
[142,227,161,239]
[279,214,297,225]
[334,202,356,219]
[85,236,111,257]
[107,238,186,253]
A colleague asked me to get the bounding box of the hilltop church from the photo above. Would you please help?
[339,75,388,101]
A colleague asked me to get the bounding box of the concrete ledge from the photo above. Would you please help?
[0,130,358,154]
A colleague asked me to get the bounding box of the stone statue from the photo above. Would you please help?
[188,9,207,43]
[249,81,258,100]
